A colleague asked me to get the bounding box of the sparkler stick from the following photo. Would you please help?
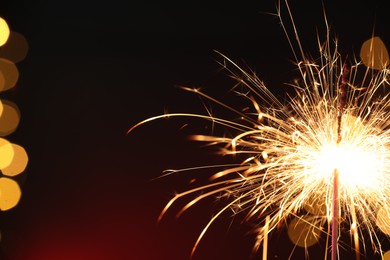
[332,168,339,260]
[332,65,348,260]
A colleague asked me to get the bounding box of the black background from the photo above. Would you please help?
[0,1,390,259]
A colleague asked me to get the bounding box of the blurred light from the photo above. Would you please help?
[287,216,321,247]
[0,17,10,47]
[0,137,14,169]
[0,177,21,211]
[383,250,390,260]
[0,70,5,93]
[0,58,19,92]
[1,144,28,176]
[0,31,29,63]
[360,37,389,70]
[376,206,390,235]
[0,18,27,216]
[0,100,20,136]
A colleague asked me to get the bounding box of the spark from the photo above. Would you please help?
[129,1,390,259]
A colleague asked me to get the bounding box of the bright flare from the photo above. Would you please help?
[302,114,387,195]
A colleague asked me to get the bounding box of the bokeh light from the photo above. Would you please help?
[383,250,390,260]
[0,99,3,116]
[287,217,321,248]
[0,70,5,93]
[0,18,27,214]
[0,17,28,220]
[0,31,29,63]
[360,37,389,70]
[0,177,21,211]
[0,58,19,92]
[1,144,28,177]
[376,206,390,235]
[0,100,21,136]
[0,17,10,47]
[0,137,14,169]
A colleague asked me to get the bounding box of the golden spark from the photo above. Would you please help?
[130,2,390,259]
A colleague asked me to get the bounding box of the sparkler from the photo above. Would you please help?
[130,1,390,259]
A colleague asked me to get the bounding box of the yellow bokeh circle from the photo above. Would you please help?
[0,17,10,47]
[0,177,21,211]
[376,206,390,235]
[1,144,28,176]
[0,138,14,169]
[287,217,321,248]
[0,100,20,136]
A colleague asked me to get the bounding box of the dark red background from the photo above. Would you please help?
[1,1,390,259]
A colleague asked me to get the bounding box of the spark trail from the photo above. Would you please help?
[130,1,390,259]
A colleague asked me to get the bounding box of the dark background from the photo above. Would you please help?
[0,1,390,259]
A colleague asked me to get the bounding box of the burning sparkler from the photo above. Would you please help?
[130,1,390,259]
